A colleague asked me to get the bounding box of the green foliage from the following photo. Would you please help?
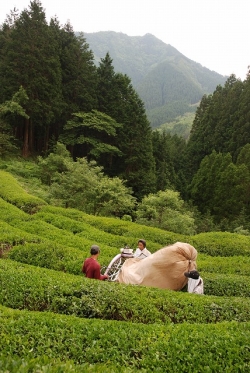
[1,259,250,322]
[37,142,72,185]
[190,231,250,256]
[159,112,196,139]
[136,189,196,234]
[0,1,63,156]
[37,143,136,216]
[186,76,244,176]
[1,167,250,371]
[189,150,250,223]
[198,253,250,276]
[1,305,249,372]
[49,157,136,216]
[0,86,29,157]
[0,355,114,373]
[60,110,122,161]
[0,119,19,157]
[96,55,157,199]
[8,242,84,275]
[0,170,46,213]
[41,205,184,248]
[0,220,41,252]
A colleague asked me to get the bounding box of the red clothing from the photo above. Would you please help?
[82,257,107,280]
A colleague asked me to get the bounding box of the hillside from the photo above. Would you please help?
[0,167,250,371]
[84,31,228,128]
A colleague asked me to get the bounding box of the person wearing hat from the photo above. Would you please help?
[184,270,204,294]
[82,245,109,280]
[134,239,151,259]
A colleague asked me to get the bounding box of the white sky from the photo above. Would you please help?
[1,0,249,80]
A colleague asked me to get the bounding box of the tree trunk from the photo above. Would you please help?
[22,117,30,157]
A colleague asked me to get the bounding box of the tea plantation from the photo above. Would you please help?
[0,171,250,372]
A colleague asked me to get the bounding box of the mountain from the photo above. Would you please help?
[83,31,228,128]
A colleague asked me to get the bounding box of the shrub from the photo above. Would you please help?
[1,260,250,324]
[0,305,250,372]
[198,253,250,276]
[0,170,46,213]
[7,242,85,275]
[190,231,250,256]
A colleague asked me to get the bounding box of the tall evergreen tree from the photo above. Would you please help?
[186,75,244,181]
[47,20,98,148]
[152,130,176,191]
[189,151,232,215]
[96,52,116,115]
[0,1,63,156]
[96,54,156,200]
[58,24,97,119]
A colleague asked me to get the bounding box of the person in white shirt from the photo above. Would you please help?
[184,270,204,294]
[134,239,151,259]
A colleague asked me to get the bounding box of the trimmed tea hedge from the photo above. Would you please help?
[0,356,115,373]
[7,242,85,275]
[198,253,250,276]
[34,210,140,250]
[0,197,32,223]
[190,232,250,256]
[7,241,250,280]
[0,220,41,248]
[38,205,185,247]
[1,260,250,323]
[0,305,249,372]
[0,170,46,213]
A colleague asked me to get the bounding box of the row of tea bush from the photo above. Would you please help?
[1,259,250,323]
[1,305,250,372]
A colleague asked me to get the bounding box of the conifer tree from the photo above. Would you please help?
[0,1,63,156]
[96,55,156,200]
[58,23,97,119]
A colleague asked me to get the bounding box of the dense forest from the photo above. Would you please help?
[1,0,250,234]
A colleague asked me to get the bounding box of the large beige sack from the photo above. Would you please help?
[117,242,197,290]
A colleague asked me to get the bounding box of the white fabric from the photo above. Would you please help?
[187,277,204,294]
[134,247,151,259]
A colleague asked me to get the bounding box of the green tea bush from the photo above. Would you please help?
[0,220,41,248]
[0,355,128,373]
[198,253,250,276]
[35,210,135,248]
[7,242,85,275]
[0,170,46,213]
[202,272,250,296]
[6,219,94,250]
[1,260,250,324]
[0,197,32,224]
[39,205,185,246]
[5,239,156,277]
[8,244,247,281]
[190,232,250,256]
[0,305,249,372]
[0,198,118,265]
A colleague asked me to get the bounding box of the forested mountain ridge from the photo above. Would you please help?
[83,31,228,127]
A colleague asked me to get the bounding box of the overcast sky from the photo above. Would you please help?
[1,0,249,80]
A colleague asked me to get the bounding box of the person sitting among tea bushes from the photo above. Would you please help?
[82,244,108,280]
[134,239,151,259]
[184,270,204,294]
